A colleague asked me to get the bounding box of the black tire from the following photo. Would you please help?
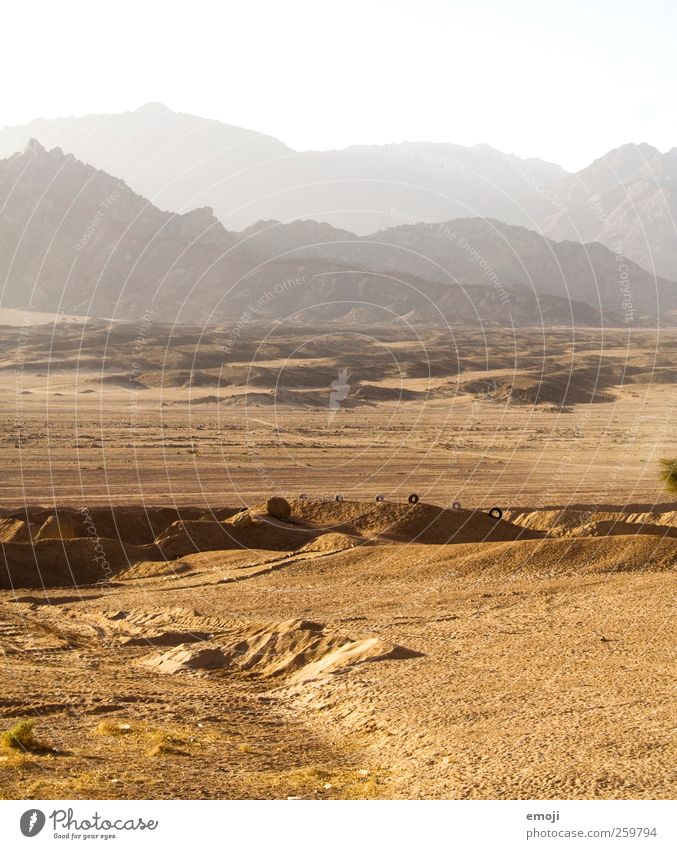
[334,494,344,502]
[452,501,461,510]
[408,493,420,504]
[488,507,503,520]
[375,494,385,502]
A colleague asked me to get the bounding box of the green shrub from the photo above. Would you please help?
[1,719,37,751]
[659,458,677,493]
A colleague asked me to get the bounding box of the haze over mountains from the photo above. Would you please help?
[0,103,568,234]
[0,103,676,327]
[2,140,676,327]
[533,143,677,279]
[1,104,675,282]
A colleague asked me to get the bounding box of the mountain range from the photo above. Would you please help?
[1,139,676,327]
[0,104,674,281]
[0,103,567,235]
[534,143,677,279]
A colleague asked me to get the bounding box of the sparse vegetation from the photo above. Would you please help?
[95,721,193,758]
[1,720,37,751]
[659,458,677,493]
[268,766,384,799]
[147,731,190,758]
[94,720,138,737]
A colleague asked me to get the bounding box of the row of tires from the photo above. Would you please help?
[297,493,503,519]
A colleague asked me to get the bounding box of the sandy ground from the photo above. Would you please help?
[0,501,674,800]
[0,324,675,800]
[3,324,677,508]
[3,373,677,509]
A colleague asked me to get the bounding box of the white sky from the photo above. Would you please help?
[2,0,674,171]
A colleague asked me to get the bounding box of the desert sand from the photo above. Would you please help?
[0,324,675,800]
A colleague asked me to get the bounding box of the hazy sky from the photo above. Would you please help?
[3,0,674,170]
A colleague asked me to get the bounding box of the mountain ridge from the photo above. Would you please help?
[1,140,675,327]
[0,104,569,235]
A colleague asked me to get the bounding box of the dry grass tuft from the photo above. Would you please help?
[147,731,190,758]
[93,720,140,737]
[1,720,37,751]
[268,765,384,799]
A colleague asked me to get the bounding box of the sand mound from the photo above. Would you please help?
[505,508,677,538]
[0,518,33,543]
[144,645,229,672]
[141,618,421,682]
[0,538,161,588]
[153,501,539,556]
[99,373,146,389]
[571,520,677,539]
[6,506,233,547]
[504,508,594,536]
[289,500,543,545]
[155,517,313,558]
[35,515,78,541]
[228,510,254,528]
[430,534,677,580]
[298,533,362,553]
[118,560,193,580]
[291,636,421,683]
[461,370,616,405]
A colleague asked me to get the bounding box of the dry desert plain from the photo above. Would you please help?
[0,321,675,799]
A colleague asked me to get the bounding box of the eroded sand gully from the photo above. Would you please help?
[0,326,675,799]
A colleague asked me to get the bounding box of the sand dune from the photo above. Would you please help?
[3,499,676,590]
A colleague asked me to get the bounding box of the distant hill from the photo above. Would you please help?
[1,141,675,327]
[240,217,677,321]
[0,103,568,235]
[527,143,677,279]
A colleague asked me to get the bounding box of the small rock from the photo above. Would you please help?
[266,496,292,521]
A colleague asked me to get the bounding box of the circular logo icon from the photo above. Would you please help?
[20,809,46,837]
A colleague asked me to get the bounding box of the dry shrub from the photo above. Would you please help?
[1,720,37,751]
